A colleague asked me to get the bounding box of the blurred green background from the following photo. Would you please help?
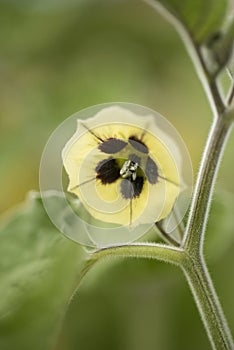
[0,0,234,349]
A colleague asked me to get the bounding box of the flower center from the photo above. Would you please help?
[120,160,139,181]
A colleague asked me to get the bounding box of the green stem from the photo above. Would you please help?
[183,115,233,255]
[183,254,234,350]
[88,243,234,349]
[227,84,234,106]
[89,243,184,267]
[192,43,225,115]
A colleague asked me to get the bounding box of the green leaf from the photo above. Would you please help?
[147,0,228,43]
[205,191,234,262]
[0,192,87,350]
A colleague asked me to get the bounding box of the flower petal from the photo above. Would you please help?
[62,105,182,227]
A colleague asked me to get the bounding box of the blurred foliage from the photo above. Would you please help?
[205,191,234,262]
[1,1,234,350]
[0,191,234,350]
[149,0,228,42]
[1,0,234,215]
[0,193,86,350]
[0,0,213,214]
[56,258,209,350]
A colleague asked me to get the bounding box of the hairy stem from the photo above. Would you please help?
[192,43,225,115]
[183,254,234,350]
[227,85,234,106]
[183,108,233,255]
[88,243,234,349]
[89,243,184,267]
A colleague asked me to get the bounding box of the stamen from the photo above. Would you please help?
[120,160,138,181]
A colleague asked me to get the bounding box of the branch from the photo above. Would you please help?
[88,242,184,268]
[183,254,234,349]
[194,43,225,115]
[180,31,225,116]
[183,115,233,255]
[177,29,232,255]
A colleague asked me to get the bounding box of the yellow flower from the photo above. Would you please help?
[62,106,181,227]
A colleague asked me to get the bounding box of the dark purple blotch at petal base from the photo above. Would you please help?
[96,157,120,184]
[128,136,149,154]
[120,177,144,199]
[99,138,127,154]
[145,156,158,184]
